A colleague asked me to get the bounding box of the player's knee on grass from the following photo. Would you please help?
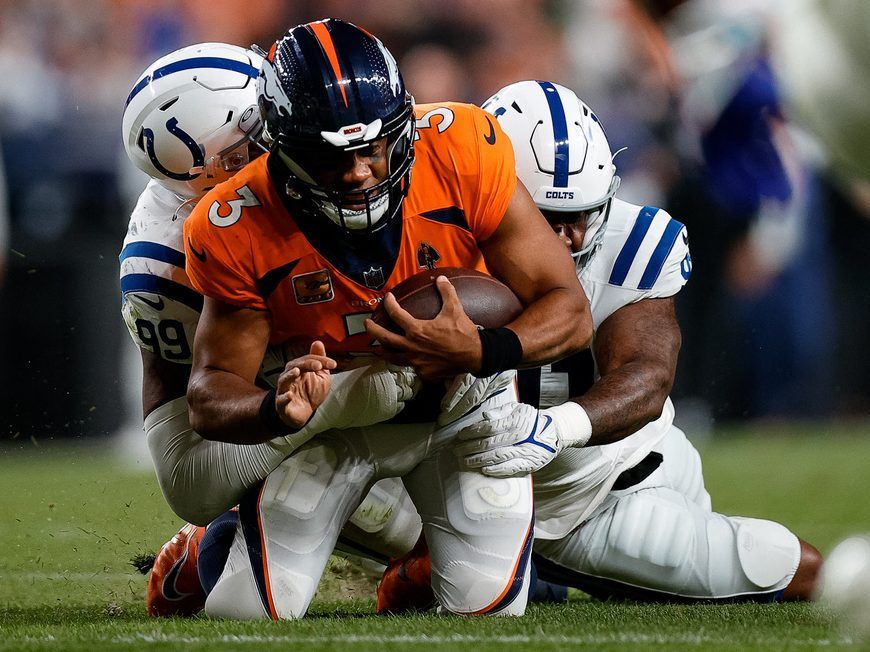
[203,519,274,619]
[420,468,534,616]
[781,539,823,601]
[724,516,802,599]
[208,440,375,620]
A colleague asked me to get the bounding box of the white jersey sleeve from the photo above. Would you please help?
[119,181,200,364]
[582,198,692,328]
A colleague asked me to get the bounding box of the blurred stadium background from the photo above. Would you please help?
[1,0,869,508]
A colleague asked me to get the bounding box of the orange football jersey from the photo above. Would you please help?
[184,102,516,360]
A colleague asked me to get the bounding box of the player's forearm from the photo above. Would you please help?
[140,351,191,419]
[187,368,276,444]
[575,361,673,446]
[509,287,592,368]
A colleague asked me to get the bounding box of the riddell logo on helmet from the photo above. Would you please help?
[545,191,574,199]
[340,125,364,135]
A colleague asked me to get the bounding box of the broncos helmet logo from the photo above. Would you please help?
[258,56,293,122]
[375,38,402,97]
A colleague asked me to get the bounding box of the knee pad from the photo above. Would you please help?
[346,478,421,559]
[435,472,534,616]
[233,442,372,620]
[607,491,696,571]
[730,516,801,590]
[451,470,534,534]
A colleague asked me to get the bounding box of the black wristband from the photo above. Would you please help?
[477,327,523,376]
[258,388,288,436]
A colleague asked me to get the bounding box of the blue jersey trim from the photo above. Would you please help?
[537,81,569,188]
[125,57,259,107]
[638,218,684,290]
[120,273,203,311]
[419,206,470,231]
[119,241,186,269]
[239,483,276,619]
[608,206,659,286]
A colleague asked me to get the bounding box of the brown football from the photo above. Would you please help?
[372,267,523,332]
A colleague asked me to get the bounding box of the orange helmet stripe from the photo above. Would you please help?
[309,21,349,107]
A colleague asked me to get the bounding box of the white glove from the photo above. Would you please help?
[272,361,420,453]
[437,370,516,426]
[455,401,592,477]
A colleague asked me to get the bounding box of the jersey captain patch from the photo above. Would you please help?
[292,269,334,304]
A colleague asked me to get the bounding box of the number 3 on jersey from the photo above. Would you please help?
[414,107,455,140]
[208,185,261,227]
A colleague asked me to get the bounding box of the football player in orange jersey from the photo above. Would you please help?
[182,19,591,619]
[120,42,426,617]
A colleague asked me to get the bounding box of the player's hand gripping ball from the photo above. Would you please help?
[368,267,522,380]
[371,267,522,332]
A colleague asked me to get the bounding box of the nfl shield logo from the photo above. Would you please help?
[363,266,385,289]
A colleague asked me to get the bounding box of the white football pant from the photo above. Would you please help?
[205,388,534,620]
[144,396,421,560]
[533,426,802,601]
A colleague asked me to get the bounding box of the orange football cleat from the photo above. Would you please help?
[376,534,436,614]
[146,523,207,617]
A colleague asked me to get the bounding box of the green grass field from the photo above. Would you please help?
[2,425,870,650]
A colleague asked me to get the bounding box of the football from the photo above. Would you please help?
[372,267,522,332]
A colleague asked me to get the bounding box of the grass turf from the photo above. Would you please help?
[2,425,869,650]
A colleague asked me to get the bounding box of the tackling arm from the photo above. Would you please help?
[456,296,680,477]
[578,296,680,446]
[481,182,593,367]
[141,352,190,419]
[366,183,591,379]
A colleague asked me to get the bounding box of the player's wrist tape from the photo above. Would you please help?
[477,327,523,376]
[258,388,290,436]
[547,401,592,448]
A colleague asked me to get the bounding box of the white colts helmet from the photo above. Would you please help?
[122,43,264,199]
[483,81,620,270]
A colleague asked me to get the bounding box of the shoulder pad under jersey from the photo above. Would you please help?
[120,181,202,363]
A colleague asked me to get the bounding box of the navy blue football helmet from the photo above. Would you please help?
[258,19,415,234]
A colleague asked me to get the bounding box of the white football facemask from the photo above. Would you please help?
[122,43,265,199]
[483,81,620,270]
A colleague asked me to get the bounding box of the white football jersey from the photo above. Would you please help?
[533,197,692,540]
[119,180,286,382]
[120,180,200,364]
